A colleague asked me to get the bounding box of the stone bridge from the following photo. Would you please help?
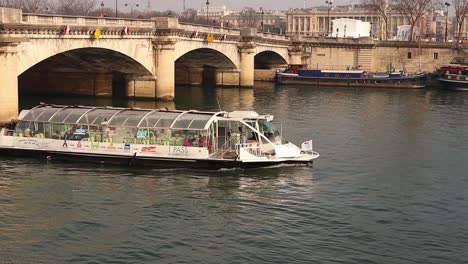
[0,7,302,122]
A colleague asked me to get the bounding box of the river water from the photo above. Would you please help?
[1,84,468,263]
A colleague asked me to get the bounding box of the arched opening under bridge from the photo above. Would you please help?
[175,48,239,87]
[18,48,154,102]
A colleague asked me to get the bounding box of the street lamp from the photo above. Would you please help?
[344,24,346,38]
[206,0,210,26]
[445,2,450,42]
[260,7,264,32]
[325,0,333,36]
[100,1,104,17]
[115,0,118,17]
[125,2,139,18]
[370,22,373,38]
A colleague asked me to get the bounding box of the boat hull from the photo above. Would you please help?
[276,74,426,89]
[437,77,468,91]
[0,146,313,170]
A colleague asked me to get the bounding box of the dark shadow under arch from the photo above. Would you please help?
[175,48,238,87]
[19,48,153,98]
[255,51,288,69]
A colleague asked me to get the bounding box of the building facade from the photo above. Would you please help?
[223,10,287,33]
[196,5,234,21]
[286,5,446,40]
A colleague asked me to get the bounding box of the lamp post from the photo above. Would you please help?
[125,3,140,18]
[445,2,450,42]
[260,7,264,31]
[100,1,104,17]
[370,22,373,38]
[115,0,118,17]
[206,0,210,26]
[344,24,346,38]
[325,0,333,36]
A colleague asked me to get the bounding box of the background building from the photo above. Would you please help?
[286,5,447,40]
[196,5,234,22]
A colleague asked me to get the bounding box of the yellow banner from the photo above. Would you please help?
[206,34,214,42]
[94,28,102,39]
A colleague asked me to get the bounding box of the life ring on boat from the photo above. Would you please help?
[248,142,260,155]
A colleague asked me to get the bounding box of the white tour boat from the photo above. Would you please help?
[0,104,319,169]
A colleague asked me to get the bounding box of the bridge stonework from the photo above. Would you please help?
[0,8,295,122]
[2,8,460,123]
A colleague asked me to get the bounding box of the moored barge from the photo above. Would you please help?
[276,69,426,89]
[0,104,319,169]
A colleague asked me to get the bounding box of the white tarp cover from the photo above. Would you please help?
[331,18,370,38]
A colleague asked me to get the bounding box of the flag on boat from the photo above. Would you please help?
[301,140,313,152]
[190,31,198,38]
[123,26,130,35]
[63,25,70,34]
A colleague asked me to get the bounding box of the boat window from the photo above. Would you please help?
[139,112,181,128]
[77,109,120,125]
[65,125,90,141]
[107,110,151,127]
[258,120,282,144]
[15,121,33,137]
[51,124,68,139]
[172,113,213,130]
[49,108,90,124]
[21,107,63,122]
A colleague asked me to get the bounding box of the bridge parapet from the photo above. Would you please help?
[179,22,240,36]
[21,13,154,28]
[256,32,290,41]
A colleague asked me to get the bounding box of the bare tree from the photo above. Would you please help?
[393,0,433,42]
[0,0,23,8]
[0,0,50,12]
[361,0,390,40]
[55,0,96,16]
[452,0,468,41]
[239,7,259,28]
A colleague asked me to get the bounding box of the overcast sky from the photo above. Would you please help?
[103,0,349,12]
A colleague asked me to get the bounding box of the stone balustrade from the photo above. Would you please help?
[21,13,155,28]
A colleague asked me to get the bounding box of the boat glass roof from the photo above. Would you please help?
[76,109,121,125]
[49,108,90,123]
[22,106,61,122]
[107,110,151,127]
[19,105,225,130]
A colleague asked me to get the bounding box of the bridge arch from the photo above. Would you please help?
[174,39,240,68]
[18,46,154,98]
[17,38,154,76]
[175,45,240,87]
[254,50,289,69]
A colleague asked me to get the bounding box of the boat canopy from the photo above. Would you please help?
[20,104,226,130]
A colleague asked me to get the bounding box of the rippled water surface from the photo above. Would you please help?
[1,85,468,263]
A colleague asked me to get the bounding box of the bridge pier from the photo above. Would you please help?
[0,40,21,123]
[238,29,256,88]
[153,39,177,100]
[289,45,304,65]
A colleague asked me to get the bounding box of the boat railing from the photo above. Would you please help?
[213,137,239,159]
[446,74,468,81]
[0,128,15,137]
[236,142,264,157]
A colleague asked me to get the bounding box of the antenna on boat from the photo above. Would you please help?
[216,97,223,112]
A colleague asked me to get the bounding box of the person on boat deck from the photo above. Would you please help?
[248,132,258,141]
[183,137,193,147]
[199,134,212,151]
[24,128,32,137]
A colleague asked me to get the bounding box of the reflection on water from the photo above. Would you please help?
[4,84,468,263]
